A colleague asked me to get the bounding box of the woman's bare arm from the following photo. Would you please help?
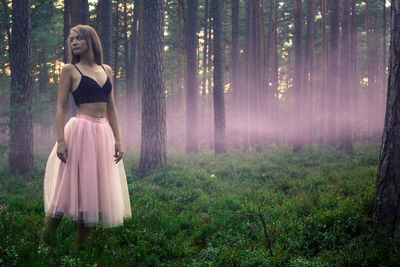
[56,64,73,162]
[104,65,122,142]
[104,65,124,162]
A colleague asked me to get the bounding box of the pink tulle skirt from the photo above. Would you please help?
[43,114,131,228]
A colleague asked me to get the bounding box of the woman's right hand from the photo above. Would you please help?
[57,141,68,163]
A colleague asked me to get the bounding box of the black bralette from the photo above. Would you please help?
[71,64,112,106]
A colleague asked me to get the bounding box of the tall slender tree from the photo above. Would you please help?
[376,0,400,242]
[139,0,166,172]
[113,0,120,92]
[350,0,359,142]
[126,0,138,148]
[304,0,315,145]
[293,0,303,151]
[212,0,226,154]
[383,0,387,90]
[319,0,327,144]
[271,0,279,145]
[243,0,251,150]
[339,0,353,151]
[9,0,33,174]
[185,0,199,153]
[100,0,112,65]
[327,0,339,146]
[63,0,70,63]
[231,0,239,145]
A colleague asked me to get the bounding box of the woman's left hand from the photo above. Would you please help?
[114,141,124,163]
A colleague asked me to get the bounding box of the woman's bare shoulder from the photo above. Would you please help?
[60,64,75,75]
[102,64,113,77]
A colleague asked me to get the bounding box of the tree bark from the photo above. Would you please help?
[383,0,387,91]
[100,0,112,65]
[319,0,327,144]
[243,0,251,150]
[304,0,315,145]
[139,0,166,172]
[339,0,353,151]
[350,0,359,142]
[231,0,239,146]
[185,0,199,153]
[327,0,339,147]
[9,0,33,174]
[113,0,120,93]
[212,0,226,154]
[375,0,400,242]
[293,0,303,152]
[63,0,70,63]
[76,0,89,25]
[126,0,138,149]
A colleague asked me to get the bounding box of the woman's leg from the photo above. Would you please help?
[76,222,93,248]
[41,216,62,245]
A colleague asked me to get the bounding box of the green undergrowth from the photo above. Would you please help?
[0,142,399,266]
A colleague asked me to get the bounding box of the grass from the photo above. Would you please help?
[0,142,399,266]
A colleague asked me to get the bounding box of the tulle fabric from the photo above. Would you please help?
[44,114,131,228]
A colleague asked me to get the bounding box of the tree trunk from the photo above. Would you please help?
[63,0,70,63]
[70,0,77,26]
[185,0,199,153]
[366,0,372,137]
[375,0,400,242]
[243,0,251,150]
[339,0,353,151]
[304,0,315,145]
[383,0,387,90]
[207,0,213,150]
[202,0,209,97]
[249,0,261,149]
[100,0,112,65]
[126,0,138,149]
[293,0,303,152]
[231,0,240,146]
[9,0,33,174]
[212,0,226,154]
[327,0,339,147]
[201,0,209,148]
[113,0,120,93]
[351,0,359,142]
[136,0,143,111]
[76,0,89,25]
[271,0,279,145]
[319,0,327,144]
[139,0,166,172]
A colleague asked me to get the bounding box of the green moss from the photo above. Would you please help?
[0,142,399,266]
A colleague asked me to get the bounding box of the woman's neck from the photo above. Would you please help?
[78,55,95,67]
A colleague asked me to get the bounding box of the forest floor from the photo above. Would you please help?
[0,142,399,266]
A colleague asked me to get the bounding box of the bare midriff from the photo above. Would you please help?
[76,102,108,118]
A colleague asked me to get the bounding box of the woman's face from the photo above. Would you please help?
[69,30,88,56]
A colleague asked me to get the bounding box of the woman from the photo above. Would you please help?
[41,25,131,248]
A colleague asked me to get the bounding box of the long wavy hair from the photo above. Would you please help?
[68,24,103,65]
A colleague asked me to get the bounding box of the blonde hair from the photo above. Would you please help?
[68,24,103,65]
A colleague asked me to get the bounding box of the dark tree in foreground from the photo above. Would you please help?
[9,0,33,174]
[212,0,226,154]
[185,0,199,153]
[376,0,400,241]
[139,0,166,172]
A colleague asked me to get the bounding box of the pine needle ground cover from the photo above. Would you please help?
[1,142,399,266]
